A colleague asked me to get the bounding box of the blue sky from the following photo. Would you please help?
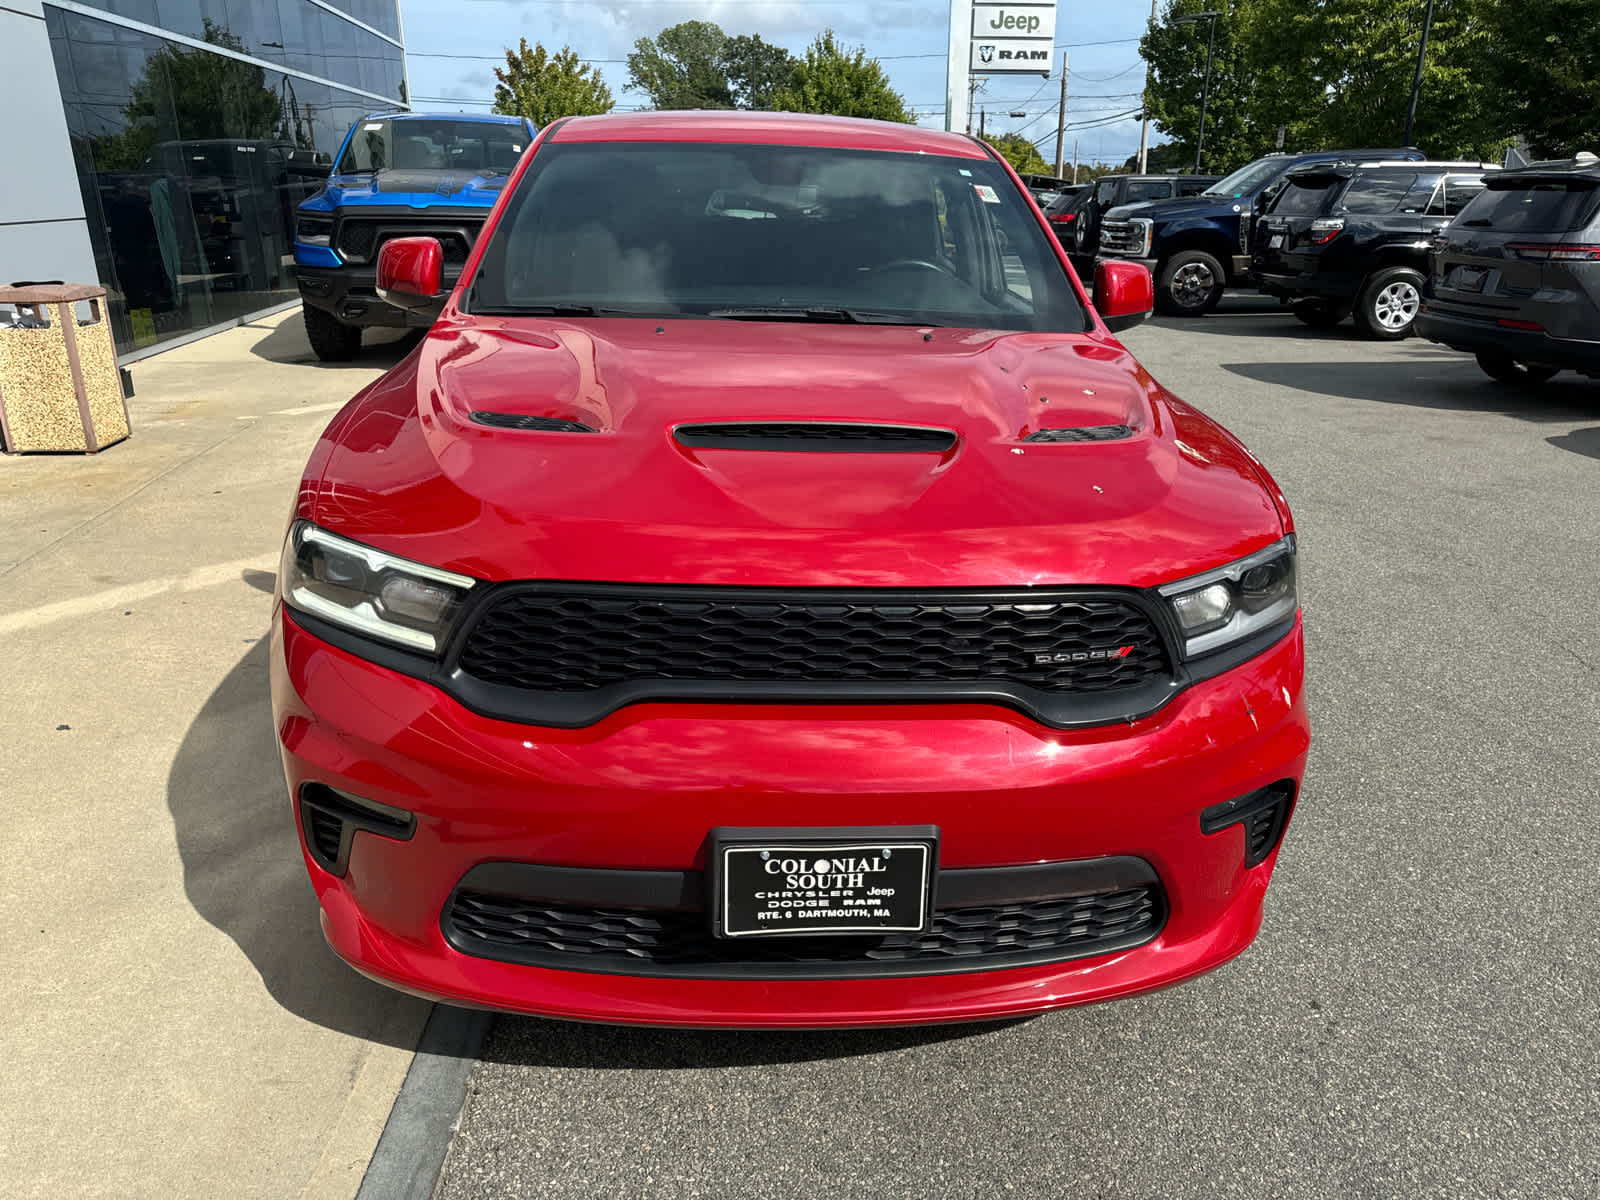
[398,0,1160,169]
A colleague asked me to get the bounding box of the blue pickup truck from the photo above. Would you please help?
[1096,148,1425,315]
[290,111,537,360]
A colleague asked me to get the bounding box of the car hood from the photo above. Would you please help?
[312,169,508,210]
[302,318,1285,588]
[1104,195,1234,222]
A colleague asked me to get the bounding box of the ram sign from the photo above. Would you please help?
[970,1,1056,75]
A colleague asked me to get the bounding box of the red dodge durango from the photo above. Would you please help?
[271,112,1309,1027]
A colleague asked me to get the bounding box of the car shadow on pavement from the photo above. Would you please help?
[477,1013,1031,1070]
[1547,426,1600,460]
[246,316,422,368]
[166,637,427,1046]
[1221,359,1600,424]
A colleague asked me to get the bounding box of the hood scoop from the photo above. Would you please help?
[471,411,596,433]
[1025,424,1135,443]
[674,422,956,453]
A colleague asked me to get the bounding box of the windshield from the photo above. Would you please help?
[1203,157,1290,199]
[467,142,1091,332]
[336,119,527,175]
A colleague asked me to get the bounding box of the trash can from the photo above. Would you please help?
[0,283,131,454]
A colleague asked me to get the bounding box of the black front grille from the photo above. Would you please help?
[675,423,956,453]
[445,885,1163,978]
[456,587,1171,696]
[336,219,483,265]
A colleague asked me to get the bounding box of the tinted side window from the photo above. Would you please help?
[1177,178,1211,196]
[1441,176,1486,216]
[1125,180,1171,203]
[1342,174,1419,214]
[1271,179,1335,217]
[1096,179,1119,205]
[1455,181,1600,232]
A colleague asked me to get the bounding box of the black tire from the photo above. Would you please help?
[1291,299,1349,329]
[1353,267,1424,340]
[1155,250,1225,316]
[302,303,361,362]
[1474,352,1560,386]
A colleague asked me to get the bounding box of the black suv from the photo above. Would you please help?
[1066,172,1217,262]
[1417,153,1600,382]
[1255,161,1495,338]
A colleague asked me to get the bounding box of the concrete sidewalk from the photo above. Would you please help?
[1,312,432,1199]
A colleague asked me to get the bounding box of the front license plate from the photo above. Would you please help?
[1268,233,1285,249]
[712,827,938,938]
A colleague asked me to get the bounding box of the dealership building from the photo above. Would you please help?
[1,0,407,359]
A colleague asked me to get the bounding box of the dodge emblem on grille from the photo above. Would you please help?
[1034,645,1135,665]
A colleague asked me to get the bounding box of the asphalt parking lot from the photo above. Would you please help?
[430,300,1600,1200]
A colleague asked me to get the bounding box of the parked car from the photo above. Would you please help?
[289,111,537,361]
[1254,160,1496,338]
[1039,187,1086,240]
[1067,172,1218,261]
[1098,148,1426,315]
[1417,153,1600,382]
[273,110,1308,1028]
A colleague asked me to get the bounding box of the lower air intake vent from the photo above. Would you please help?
[442,857,1167,979]
[471,412,596,432]
[1025,425,1135,443]
[675,422,956,453]
[301,805,347,873]
[1200,781,1296,867]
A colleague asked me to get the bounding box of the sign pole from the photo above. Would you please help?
[947,0,972,132]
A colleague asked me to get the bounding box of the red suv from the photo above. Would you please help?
[272,112,1308,1028]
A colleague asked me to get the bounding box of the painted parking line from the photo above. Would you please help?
[0,554,277,636]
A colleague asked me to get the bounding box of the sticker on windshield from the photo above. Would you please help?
[974,184,1001,204]
[363,122,383,130]
[959,169,973,177]
[512,145,521,152]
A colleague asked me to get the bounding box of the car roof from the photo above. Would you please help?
[548,111,993,159]
[1492,153,1600,185]
[363,110,529,126]
[1287,160,1497,178]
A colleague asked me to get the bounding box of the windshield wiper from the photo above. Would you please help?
[708,306,944,326]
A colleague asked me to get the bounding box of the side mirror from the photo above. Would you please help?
[1094,259,1154,333]
[286,150,331,179]
[376,237,444,310]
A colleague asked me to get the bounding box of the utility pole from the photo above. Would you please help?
[979,107,986,141]
[1072,139,1079,184]
[1053,52,1069,178]
[1402,0,1436,148]
[1137,0,1156,173]
[966,76,982,135]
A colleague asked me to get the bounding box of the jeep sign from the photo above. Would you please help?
[969,1,1056,75]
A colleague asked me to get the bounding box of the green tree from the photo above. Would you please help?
[1139,1,1272,174]
[1483,0,1600,157]
[985,133,1051,175]
[723,34,799,110]
[771,31,912,123]
[627,21,734,110]
[1243,0,1505,160]
[492,38,614,125]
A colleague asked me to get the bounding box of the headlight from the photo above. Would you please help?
[296,215,334,247]
[1130,218,1153,257]
[279,521,476,653]
[1158,536,1297,659]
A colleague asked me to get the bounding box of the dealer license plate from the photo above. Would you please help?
[712,827,937,938]
[1268,233,1285,249]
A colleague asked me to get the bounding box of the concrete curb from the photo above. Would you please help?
[355,1005,493,1200]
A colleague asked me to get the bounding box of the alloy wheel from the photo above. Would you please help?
[1373,280,1420,331]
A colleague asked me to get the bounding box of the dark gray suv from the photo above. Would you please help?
[1417,154,1600,383]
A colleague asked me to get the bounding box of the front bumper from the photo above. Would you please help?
[295,264,456,329]
[1416,308,1600,372]
[272,606,1309,1027]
